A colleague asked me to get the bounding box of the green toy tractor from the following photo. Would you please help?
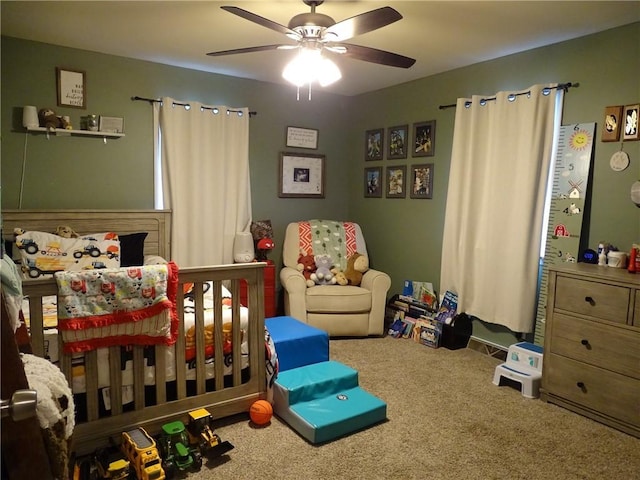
[157,421,202,479]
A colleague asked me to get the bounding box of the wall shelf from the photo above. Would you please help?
[26,126,124,139]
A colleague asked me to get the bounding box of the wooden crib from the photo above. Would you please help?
[1,210,267,455]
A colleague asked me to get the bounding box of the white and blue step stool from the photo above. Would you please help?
[492,342,544,399]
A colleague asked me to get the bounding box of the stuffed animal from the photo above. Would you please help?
[310,254,336,285]
[330,266,348,286]
[344,252,369,286]
[55,225,79,238]
[297,250,317,288]
[38,108,70,131]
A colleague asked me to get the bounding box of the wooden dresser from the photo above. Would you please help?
[541,263,640,437]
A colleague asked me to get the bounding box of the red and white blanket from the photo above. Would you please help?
[55,262,179,353]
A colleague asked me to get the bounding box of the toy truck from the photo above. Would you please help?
[186,408,234,458]
[94,446,131,479]
[121,427,165,480]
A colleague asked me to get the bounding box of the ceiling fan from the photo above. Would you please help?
[206,1,416,70]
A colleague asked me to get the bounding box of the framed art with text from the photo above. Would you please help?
[56,67,86,109]
[410,164,434,199]
[386,165,406,198]
[365,128,384,161]
[286,126,319,149]
[279,152,325,198]
[412,120,436,157]
[388,124,408,159]
[364,167,382,198]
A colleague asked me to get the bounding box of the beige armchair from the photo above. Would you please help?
[280,220,391,336]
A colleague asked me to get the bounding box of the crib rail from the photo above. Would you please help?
[21,262,266,455]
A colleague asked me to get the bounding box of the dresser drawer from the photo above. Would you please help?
[544,353,640,427]
[549,313,640,378]
[554,275,629,323]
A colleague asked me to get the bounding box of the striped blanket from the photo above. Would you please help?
[55,262,179,353]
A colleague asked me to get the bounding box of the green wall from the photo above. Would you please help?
[2,23,639,347]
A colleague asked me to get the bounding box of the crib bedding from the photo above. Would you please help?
[24,279,251,395]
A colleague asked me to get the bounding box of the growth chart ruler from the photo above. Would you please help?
[533,123,596,346]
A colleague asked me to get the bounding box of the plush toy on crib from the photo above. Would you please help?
[55,225,79,238]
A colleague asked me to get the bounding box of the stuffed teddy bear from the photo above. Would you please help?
[310,254,336,285]
[297,250,317,288]
[344,252,369,286]
[330,266,348,286]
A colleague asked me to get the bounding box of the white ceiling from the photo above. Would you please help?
[2,1,639,96]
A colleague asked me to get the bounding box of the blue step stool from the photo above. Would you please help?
[274,361,387,444]
[266,316,387,443]
[266,316,329,372]
[492,342,544,399]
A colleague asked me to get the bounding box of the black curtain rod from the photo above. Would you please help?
[131,96,257,117]
[438,82,578,110]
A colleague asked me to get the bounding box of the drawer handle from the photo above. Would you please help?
[576,381,586,392]
[580,339,591,348]
[584,296,595,306]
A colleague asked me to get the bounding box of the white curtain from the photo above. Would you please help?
[440,84,562,333]
[156,97,251,267]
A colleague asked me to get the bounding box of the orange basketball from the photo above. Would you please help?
[249,400,273,425]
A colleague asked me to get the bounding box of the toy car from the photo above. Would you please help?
[94,446,131,479]
[121,427,165,480]
[157,421,202,479]
[186,408,234,458]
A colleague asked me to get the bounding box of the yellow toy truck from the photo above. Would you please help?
[121,427,165,480]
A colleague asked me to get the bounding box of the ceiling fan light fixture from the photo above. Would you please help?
[282,48,341,87]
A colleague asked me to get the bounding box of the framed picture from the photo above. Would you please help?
[279,152,325,198]
[602,106,623,142]
[385,165,406,198]
[364,167,383,198]
[56,67,86,109]
[388,125,408,159]
[99,116,124,133]
[286,126,318,149]
[365,128,384,161]
[410,164,434,199]
[412,120,436,157]
[623,104,639,141]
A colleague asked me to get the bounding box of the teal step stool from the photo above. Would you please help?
[266,316,387,444]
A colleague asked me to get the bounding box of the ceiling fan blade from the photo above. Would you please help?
[221,6,300,39]
[324,7,402,42]
[207,45,286,57]
[330,43,416,68]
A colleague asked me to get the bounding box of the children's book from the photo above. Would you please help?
[435,290,458,325]
[402,280,438,311]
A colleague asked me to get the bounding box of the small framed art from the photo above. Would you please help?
[279,152,325,198]
[364,167,383,198]
[413,120,436,157]
[56,67,86,109]
[386,165,406,198]
[602,106,623,142]
[365,128,384,161]
[410,164,434,199]
[388,125,408,159]
[286,126,318,149]
[623,104,639,141]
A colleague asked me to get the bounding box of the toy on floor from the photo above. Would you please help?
[93,446,131,479]
[157,420,203,478]
[121,427,165,480]
[186,408,235,458]
[249,400,273,426]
